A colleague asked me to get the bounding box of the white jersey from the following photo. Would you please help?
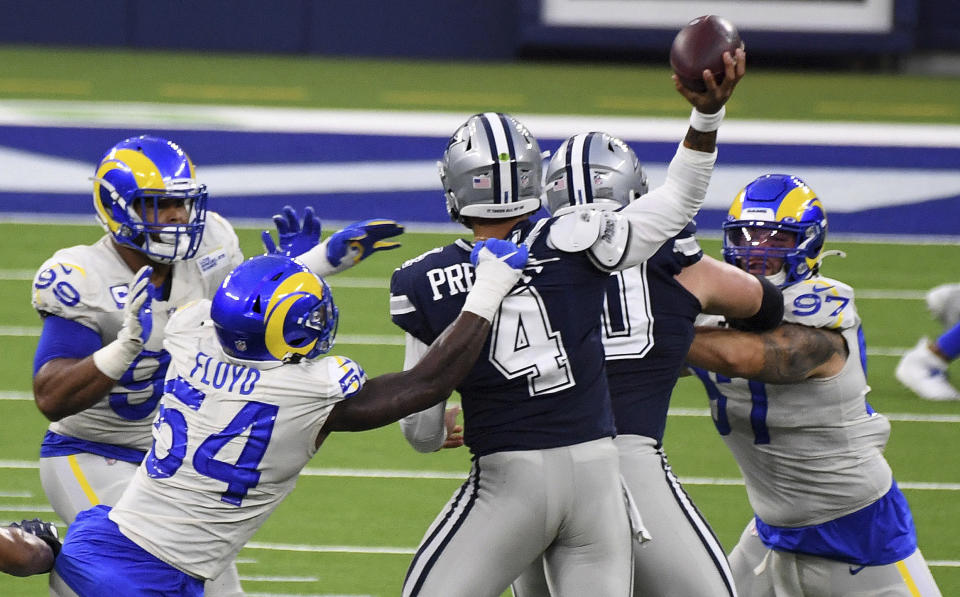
[109,299,366,579]
[32,212,243,451]
[695,275,893,527]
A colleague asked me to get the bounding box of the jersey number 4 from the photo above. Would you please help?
[145,401,279,506]
[490,287,575,396]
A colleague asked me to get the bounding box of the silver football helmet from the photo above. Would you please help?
[439,112,543,225]
[543,132,648,216]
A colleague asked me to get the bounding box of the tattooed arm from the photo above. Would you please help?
[687,323,848,384]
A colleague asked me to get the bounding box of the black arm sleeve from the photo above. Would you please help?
[727,275,784,332]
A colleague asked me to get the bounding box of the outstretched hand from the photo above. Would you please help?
[326,219,404,267]
[674,47,746,114]
[122,265,159,346]
[262,205,322,258]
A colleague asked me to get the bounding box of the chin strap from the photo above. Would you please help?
[814,249,847,272]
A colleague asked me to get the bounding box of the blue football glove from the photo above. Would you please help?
[463,239,528,322]
[470,238,529,270]
[326,219,404,268]
[261,205,322,258]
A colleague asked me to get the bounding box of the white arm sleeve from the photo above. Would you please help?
[398,332,449,453]
[617,143,716,270]
[293,239,348,278]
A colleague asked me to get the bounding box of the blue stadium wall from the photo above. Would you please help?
[2,0,959,58]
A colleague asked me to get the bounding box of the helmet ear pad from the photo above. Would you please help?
[440,112,543,225]
[92,135,208,263]
[721,173,827,287]
[211,255,339,363]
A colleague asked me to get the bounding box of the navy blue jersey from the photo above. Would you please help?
[390,219,616,457]
[605,224,703,443]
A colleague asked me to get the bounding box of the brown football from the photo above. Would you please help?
[670,15,744,92]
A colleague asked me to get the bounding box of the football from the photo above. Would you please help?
[670,15,744,92]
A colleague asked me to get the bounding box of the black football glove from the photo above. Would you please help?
[9,518,61,557]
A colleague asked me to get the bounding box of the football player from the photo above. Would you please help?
[0,519,60,577]
[895,288,960,400]
[30,135,402,595]
[392,49,745,597]
[686,174,943,596]
[509,132,783,597]
[51,239,527,597]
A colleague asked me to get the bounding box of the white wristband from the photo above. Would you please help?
[462,259,519,322]
[689,106,725,132]
[92,339,141,380]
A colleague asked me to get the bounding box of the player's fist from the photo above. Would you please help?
[463,239,529,322]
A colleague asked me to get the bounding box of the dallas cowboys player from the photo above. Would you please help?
[52,238,527,597]
[510,132,783,597]
[392,49,745,597]
[686,174,943,596]
[31,135,402,595]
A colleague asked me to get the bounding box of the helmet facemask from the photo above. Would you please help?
[92,136,208,264]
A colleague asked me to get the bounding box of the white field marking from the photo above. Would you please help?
[0,490,30,498]
[679,478,960,491]
[0,326,917,355]
[3,100,960,148]
[235,558,258,564]
[245,542,415,555]
[241,541,960,569]
[0,504,55,513]
[238,576,319,583]
[246,594,373,597]
[0,326,403,346]
[667,407,960,424]
[0,268,935,298]
[299,468,464,480]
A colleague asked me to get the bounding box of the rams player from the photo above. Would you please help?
[393,48,745,597]
[30,135,401,595]
[687,174,943,596]
[51,240,526,596]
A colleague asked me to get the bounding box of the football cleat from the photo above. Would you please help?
[723,174,827,287]
[895,338,960,401]
[92,135,207,263]
[926,283,960,330]
[543,132,648,216]
[440,112,543,225]
[211,255,338,363]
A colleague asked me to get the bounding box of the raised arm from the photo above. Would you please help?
[0,520,60,577]
[615,48,746,270]
[320,240,526,435]
[687,323,847,384]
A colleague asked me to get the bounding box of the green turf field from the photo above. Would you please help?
[0,223,957,596]
[2,45,960,123]
[0,45,958,595]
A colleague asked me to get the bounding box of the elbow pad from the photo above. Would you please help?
[728,276,784,332]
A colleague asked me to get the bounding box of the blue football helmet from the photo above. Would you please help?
[92,135,208,263]
[211,255,339,363]
[723,174,827,287]
[440,112,543,225]
[543,132,648,216]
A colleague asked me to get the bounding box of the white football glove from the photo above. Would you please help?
[462,239,529,322]
[92,266,158,380]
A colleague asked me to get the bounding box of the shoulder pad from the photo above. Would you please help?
[782,277,859,331]
[587,210,630,271]
[547,210,603,253]
[31,250,104,323]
